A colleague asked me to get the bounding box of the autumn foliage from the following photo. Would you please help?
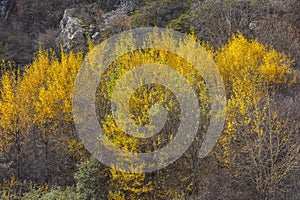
[0,32,299,199]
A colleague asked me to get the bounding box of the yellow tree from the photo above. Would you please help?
[0,50,58,180]
[215,33,299,198]
[28,49,82,182]
[0,48,84,183]
[94,30,211,199]
[0,63,23,178]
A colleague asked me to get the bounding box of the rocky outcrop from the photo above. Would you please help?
[57,1,134,52]
[57,8,86,52]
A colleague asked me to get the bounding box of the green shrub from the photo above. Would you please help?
[131,0,192,27]
[74,158,110,199]
[41,187,84,200]
[22,188,45,200]
[23,186,84,200]
[168,13,192,32]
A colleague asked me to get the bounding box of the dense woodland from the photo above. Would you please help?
[0,0,299,199]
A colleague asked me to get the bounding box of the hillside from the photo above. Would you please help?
[0,1,299,200]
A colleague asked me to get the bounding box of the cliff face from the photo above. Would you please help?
[0,0,130,64]
[57,8,86,52]
[56,1,134,52]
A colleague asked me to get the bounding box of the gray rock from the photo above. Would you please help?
[249,20,260,31]
[57,8,86,52]
[92,32,100,40]
[56,1,134,52]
